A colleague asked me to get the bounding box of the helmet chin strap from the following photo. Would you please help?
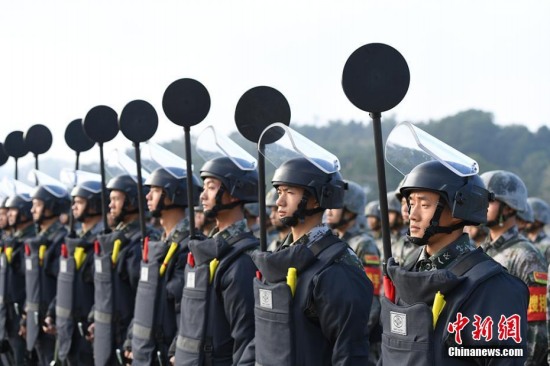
[485,202,515,228]
[280,191,324,227]
[150,192,182,218]
[203,186,242,219]
[328,209,356,230]
[406,199,466,246]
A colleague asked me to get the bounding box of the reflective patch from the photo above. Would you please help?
[186,272,195,288]
[527,286,546,322]
[95,258,102,273]
[133,323,152,340]
[25,258,32,271]
[60,260,67,273]
[140,266,149,282]
[532,271,547,285]
[176,335,201,353]
[259,289,273,309]
[1,255,5,268]
[390,311,407,335]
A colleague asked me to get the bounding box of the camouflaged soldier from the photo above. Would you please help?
[516,199,535,238]
[523,197,550,263]
[480,170,548,366]
[325,180,381,366]
[365,200,383,255]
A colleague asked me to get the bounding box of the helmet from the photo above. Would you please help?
[342,181,366,215]
[272,157,345,209]
[71,180,104,216]
[5,193,33,226]
[387,192,401,213]
[394,176,407,202]
[364,200,381,219]
[401,160,491,225]
[527,197,550,225]
[516,200,534,223]
[200,157,258,202]
[31,185,71,216]
[244,203,260,217]
[480,170,528,213]
[106,174,142,208]
[0,196,8,209]
[265,187,278,207]
[145,167,201,207]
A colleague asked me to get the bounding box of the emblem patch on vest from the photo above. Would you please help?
[26,258,32,271]
[259,289,273,309]
[187,272,195,288]
[60,259,67,273]
[95,259,102,273]
[390,311,407,335]
[140,266,149,282]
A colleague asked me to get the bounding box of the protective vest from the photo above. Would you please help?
[175,232,258,366]
[93,227,142,366]
[24,228,66,351]
[251,234,347,366]
[0,237,27,340]
[56,236,95,362]
[380,248,527,365]
[131,230,189,366]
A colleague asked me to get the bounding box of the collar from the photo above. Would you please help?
[164,217,190,242]
[486,226,519,250]
[213,219,249,241]
[13,224,36,239]
[414,234,474,272]
[287,224,331,248]
[534,231,548,244]
[39,220,63,239]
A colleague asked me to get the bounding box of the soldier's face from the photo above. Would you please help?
[146,186,163,212]
[109,190,126,219]
[72,196,87,219]
[367,216,380,231]
[408,190,455,241]
[0,208,7,229]
[276,185,315,220]
[200,178,232,212]
[486,200,501,223]
[31,198,45,222]
[7,208,18,227]
[401,197,410,222]
[269,206,283,228]
[325,208,344,225]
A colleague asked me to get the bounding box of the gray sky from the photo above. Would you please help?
[1,0,549,176]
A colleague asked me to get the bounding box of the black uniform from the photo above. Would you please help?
[92,220,157,366]
[249,225,373,366]
[0,224,35,366]
[174,219,258,366]
[129,218,189,365]
[48,222,103,366]
[380,234,529,365]
[24,220,66,366]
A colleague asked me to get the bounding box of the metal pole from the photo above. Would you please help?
[184,126,196,237]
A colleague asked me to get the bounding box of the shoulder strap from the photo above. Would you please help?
[447,248,493,277]
[309,233,341,257]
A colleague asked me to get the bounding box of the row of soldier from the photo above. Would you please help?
[1,124,550,365]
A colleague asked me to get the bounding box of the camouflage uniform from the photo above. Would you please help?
[483,226,548,365]
[341,226,381,366]
[391,235,420,267]
[533,231,550,265]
